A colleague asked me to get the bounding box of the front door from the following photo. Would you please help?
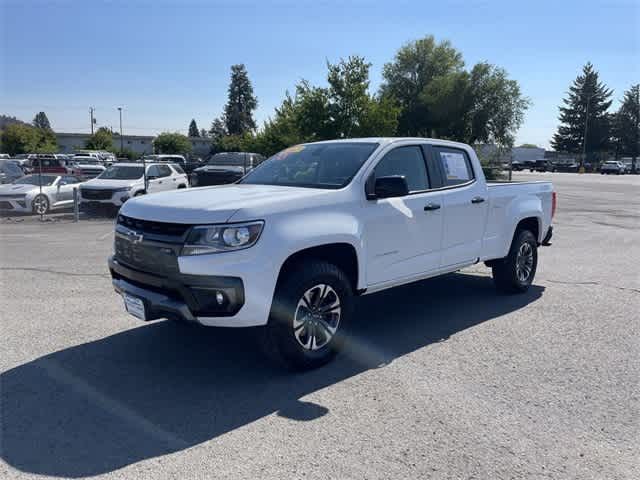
[363,145,443,286]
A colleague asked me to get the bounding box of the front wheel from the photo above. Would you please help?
[31,194,50,215]
[261,260,354,370]
[492,229,538,293]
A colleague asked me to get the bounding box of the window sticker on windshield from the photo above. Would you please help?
[274,145,305,160]
[440,152,469,180]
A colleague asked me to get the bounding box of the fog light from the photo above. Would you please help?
[215,291,225,305]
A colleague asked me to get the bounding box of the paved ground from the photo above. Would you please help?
[1,172,638,479]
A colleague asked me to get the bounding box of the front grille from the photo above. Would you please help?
[81,189,113,200]
[114,235,181,276]
[79,168,104,178]
[117,214,192,237]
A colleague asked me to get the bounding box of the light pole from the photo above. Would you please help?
[581,94,593,173]
[117,107,124,153]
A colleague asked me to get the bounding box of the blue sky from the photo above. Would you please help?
[1,0,638,148]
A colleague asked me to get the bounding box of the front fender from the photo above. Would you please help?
[268,209,365,290]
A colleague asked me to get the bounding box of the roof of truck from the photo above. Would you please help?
[306,137,471,148]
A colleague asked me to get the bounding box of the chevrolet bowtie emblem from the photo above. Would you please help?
[124,229,144,244]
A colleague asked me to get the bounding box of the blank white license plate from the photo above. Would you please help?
[123,293,146,320]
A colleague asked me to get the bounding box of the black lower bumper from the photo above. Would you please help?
[541,226,553,246]
[109,256,244,319]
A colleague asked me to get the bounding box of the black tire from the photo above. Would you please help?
[492,229,538,294]
[261,260,354,371]
[31,194,49,215]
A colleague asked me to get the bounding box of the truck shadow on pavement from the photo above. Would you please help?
[1,272,543,478]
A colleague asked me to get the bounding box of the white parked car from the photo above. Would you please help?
[79,162,188,209]
[71,157,107,179]
[600,161,626,175]
[0,173,85,214]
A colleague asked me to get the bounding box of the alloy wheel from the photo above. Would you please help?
[293,284,341,351]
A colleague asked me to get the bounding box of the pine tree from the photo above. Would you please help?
[33,111,52,130]
[188,119,200,137]
[551,63,612,160]
[613,84,640,172]
[223,64,258,135]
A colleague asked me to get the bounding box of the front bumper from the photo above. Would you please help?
[80,190,130,207]
[110,256,245,321]
[0,198,30,212]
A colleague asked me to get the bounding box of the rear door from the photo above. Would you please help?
[145,165,165,193]
[431,145,489,268]
[363,144,443,286]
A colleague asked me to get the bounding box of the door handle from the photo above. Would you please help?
[424,203,441,211]
[471,197,485,204]
[158,181,163,184]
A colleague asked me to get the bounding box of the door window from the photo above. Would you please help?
[147,165,160,178]
[374,146,429,193]
[156,165,172,177]
[434,148,474,186]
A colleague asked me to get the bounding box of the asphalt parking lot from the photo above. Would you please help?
[1,172,638,479]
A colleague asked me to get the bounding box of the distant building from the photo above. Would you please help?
[56,132,154,155]
[56,132,211,157]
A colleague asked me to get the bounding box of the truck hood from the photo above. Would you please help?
[119,183,336,224]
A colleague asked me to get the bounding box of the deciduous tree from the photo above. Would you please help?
[154,132,192,154]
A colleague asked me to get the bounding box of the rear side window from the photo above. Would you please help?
[434,147,474,186]
[156,165,172,177]
[374,146,429,193]
[171,164,185,174]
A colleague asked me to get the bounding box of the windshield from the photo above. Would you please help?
[240,142,378,189]
[98,165,144,180]
[13,175,57,186]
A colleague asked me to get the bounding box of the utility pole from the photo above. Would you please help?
[117,107,124,153]
[89,107,95,135]
[581,94,592,174]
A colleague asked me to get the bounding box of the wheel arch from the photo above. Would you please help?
[276,242,361,294]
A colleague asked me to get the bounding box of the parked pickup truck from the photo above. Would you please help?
[109,138,555,370]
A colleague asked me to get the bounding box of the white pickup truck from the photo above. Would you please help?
[109,138,555,370]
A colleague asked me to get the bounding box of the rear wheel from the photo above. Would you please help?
[262,260,353,370]
[492,229,538,293]
[31,194,49,215]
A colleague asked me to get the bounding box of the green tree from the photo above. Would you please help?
[33,111,52,131]
[612,84,639,172]
[1,123,57,155]
[466,62,530,147]
[85,127,114,150]
[518,143,539,148]
[380,35,465,136]
[154,132,192,154]
[224,64,258,135]
[209,117,227,141]
[188,119,200,137]
[551,62,613,160]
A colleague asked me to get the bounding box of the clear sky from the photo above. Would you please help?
[1,0,638,148]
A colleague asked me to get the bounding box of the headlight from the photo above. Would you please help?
[112,186,132,192]
[182,221,264,256]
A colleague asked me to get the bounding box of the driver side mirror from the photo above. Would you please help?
[367,175,409,199]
